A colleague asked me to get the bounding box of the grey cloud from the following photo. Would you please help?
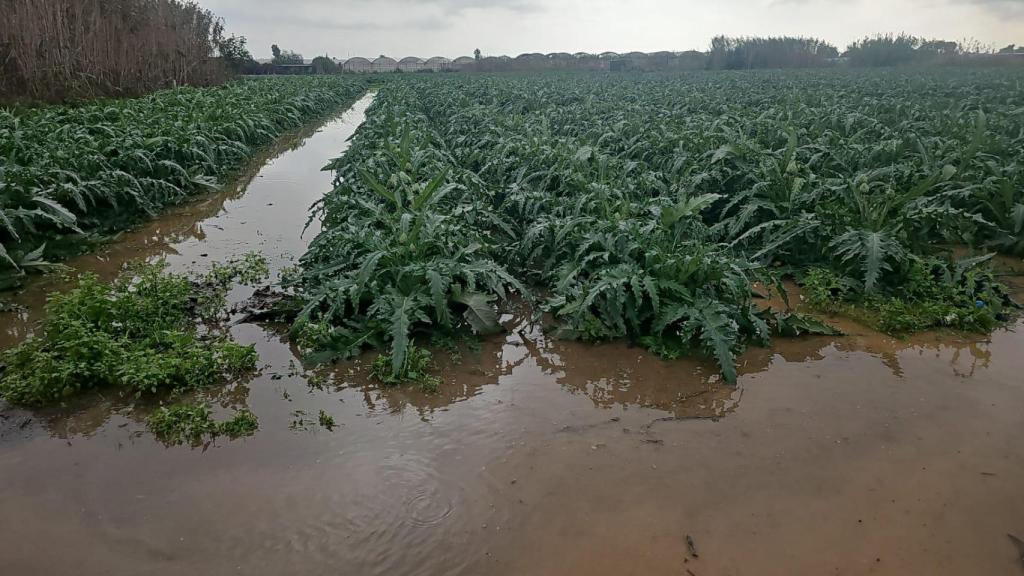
[961,0,1024,16]
[374,0,544,13]
[234,10,452,32]
[204,0,1022,60]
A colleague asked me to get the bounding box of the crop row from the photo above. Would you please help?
[296,70,1024,381]
[0,76,370,287]
[300,69,1024,381]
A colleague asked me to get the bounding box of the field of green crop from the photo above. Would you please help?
[293,69,1024,383]
[0,75,369,287]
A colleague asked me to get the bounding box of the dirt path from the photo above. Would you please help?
[1,94,1023,575]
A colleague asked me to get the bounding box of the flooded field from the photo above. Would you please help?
[2,95,1023,575]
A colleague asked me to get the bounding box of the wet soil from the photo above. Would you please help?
[2,94,1024,575]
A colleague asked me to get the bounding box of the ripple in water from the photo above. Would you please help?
[405,486,454,528]
[219,446,496,576]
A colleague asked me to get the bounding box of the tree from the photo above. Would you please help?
[844,34,920,67]
[474,48,481,61]
[919,39,959,56]
[707,36,839,70]
[271,45,304,65]
[845,34,970,66]
[217,34,254,72]
[311,55,337,74]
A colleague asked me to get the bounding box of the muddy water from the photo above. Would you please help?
[2,97,1024,575]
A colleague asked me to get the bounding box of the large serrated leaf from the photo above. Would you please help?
[389,296,414,376]
[452,291,501,335]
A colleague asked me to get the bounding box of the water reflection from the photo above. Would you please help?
[321,311,1016,421]
[6,297,1018,442]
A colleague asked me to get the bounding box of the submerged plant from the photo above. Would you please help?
[0,261,258,406]
[317,409,336,430]
[369,344,441,393]
[147,402,258,446]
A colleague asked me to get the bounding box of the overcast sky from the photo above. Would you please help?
[203,0,1024,60]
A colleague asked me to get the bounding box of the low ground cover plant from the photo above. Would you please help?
[147,403,259,446]
[0,255,267,406]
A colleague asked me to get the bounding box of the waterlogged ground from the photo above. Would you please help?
[2,95,1024,575]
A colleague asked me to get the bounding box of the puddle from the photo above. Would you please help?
[1,92,1024,575]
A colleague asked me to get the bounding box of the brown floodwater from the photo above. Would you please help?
[2,94,1024,575]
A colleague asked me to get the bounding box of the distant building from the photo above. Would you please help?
[342,57,372,73]
[332,49,714,75]
[609,51,706,72]
[452,56,476,71]
[398,56,425,72]
[372,56,398,73]
[425,56,452,71]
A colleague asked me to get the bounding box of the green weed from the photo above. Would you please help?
[147,402,258,446]
[370,344,441,393]
[0,262,258,406]
[318,409,336,430]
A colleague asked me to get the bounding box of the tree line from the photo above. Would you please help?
[706,33,1021,70]
[2,0,1020,104]
[0,0,256,103]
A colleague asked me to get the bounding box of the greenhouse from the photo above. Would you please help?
[341,57,372,73]
[372,56,398,73]
[398,56,425,72]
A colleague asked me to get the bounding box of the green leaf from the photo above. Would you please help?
[389,296,414,376]
[682,303,739,384]
[953,252,994,283]
[831,229,903,293]
[0,241,18,269]
[426,269,452,327]
[34,197,78,228]
[0,210,20,241]
[453,291,501,335]
[360,169,397,207]
[771,311,841,337]
[20,243,47,264]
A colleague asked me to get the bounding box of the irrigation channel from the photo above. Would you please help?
[2,93,1024,576]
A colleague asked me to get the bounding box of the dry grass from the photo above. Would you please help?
[1,0,228,103]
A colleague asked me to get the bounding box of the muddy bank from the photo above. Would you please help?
[1,92,1024,574]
